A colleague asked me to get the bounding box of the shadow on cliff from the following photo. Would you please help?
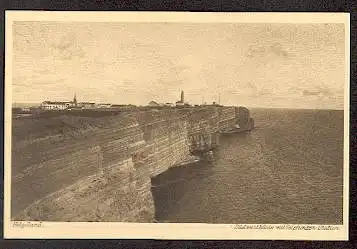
[150,159,215,222]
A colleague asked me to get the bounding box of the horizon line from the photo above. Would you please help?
[12,101,344,111]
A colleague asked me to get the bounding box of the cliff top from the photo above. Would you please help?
[12,106,250,143]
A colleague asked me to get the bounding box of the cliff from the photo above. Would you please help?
[11,106,253,221]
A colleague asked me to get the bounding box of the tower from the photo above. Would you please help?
[73,93,77,107]
[180,90,184,103]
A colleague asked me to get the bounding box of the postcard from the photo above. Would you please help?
[4,11,350,240]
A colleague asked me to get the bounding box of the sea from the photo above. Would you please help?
[151,108,344,224]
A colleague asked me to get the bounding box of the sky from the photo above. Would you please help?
[12,21,346,109]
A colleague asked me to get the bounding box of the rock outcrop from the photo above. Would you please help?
[11,106,252,221]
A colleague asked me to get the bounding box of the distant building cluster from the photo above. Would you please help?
[148,90,190,108]
[40,94,118,111]
[148,90,221,108]
[15,90,221,113]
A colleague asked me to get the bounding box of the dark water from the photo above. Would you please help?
[151,108,344,224]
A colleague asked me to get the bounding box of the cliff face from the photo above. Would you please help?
[12,106,251,222]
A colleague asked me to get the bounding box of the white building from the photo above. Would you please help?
[175,101,185,106]
[40,94,78,110]
[96,103,112,108]
[41,101,74,110]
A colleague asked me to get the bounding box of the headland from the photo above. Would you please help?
[11,105,254,221]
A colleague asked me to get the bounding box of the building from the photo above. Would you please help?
[148,101,160,107]
[73,93,77,107]
[175,90,187,106]
[78,102,96,109]
[40,94,78,110]
[96,103,112,108]
[175,101,185,106]
[21,107,31,112]
[41,101,73,110]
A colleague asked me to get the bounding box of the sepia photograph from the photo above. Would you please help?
[4,11,349,240]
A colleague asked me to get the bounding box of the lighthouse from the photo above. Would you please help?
[175,90,186,107]
[73,93,78,107]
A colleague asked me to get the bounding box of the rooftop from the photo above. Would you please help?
[42,101,73,105]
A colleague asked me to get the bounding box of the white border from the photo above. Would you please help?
[4,11,350,240]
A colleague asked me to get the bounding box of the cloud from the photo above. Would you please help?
[301,86,333,97]
[11,22,344,109]
[302,90,320,96]
[34,78,67,85]
[33,69,51,74]
[246,45,266,58]
[270,42,289,57]
[50,34,85,60]
[246,42,289,59]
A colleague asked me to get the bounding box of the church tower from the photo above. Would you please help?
[180,90,184,103]
[73,93,77,107]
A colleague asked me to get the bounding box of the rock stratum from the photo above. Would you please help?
[11,106,253,222]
